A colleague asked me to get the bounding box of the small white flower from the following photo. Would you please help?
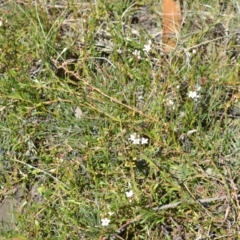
[141,137,148,145]
[131,29,139,35]
[188,91,200,100]
[108,211,114,216]
[192,49,197,54]
[117,48,122,54]
[132,49,141,59]
[101,217,110,226]
[179,111,185,118]
[205,168,215,176]
[166,99,175,110]
[129,133,148,145]
[143,40,151,53]
[0,20,2,27]
[126,190,134,198]
[129,133,137,141]
[129,133,141,145]
[196,85,201,91]
[132,138,141,144]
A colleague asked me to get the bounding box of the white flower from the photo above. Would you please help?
[117,48,122,54]
[196,85,201,91]
[129,133,137,141]
[188,91,200,100]
[129,133,141,145]
[168,100,174,105]
[132,138,141,144]
[131,29,139,35]
[0,20,2,27]
[126,190,134,198]
[129,133,148,145]
[108,211,114,216]
[101,217,110,226]
[132,49,141,59]
[179,111,185,118]
[167,99,175,110]
[141,137,148,145]
[143,40,151,53]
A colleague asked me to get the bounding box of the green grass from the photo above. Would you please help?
[0,0,240,239]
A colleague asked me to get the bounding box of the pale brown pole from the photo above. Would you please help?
[162,0,182,53]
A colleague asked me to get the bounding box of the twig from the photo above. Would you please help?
[89,57,116,68]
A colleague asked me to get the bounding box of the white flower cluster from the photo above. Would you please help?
[129,133,148,145]
[132,39,152,59]
[188,85,201,100]
[100,189,135,226]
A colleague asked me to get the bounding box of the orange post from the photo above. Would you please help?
[162,0,182,53]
